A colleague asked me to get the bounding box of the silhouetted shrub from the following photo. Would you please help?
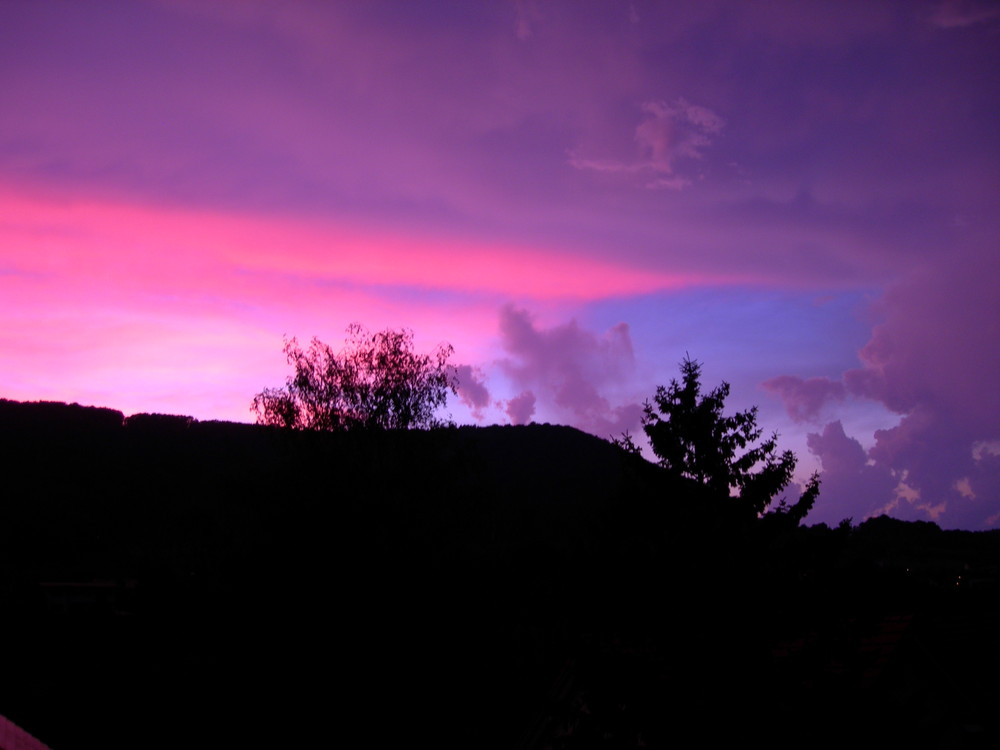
[252,324,456,431]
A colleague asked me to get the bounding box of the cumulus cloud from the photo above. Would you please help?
[571,98,724,190]
[776,247,1000,528]
[453,364,491,420]
[805,421,899,524]
[762,375,845,423]
[505,391,536,425]
[497,305,643,437]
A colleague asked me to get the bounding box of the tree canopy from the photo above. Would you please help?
[625,355,819,522]
[252,324,457,431]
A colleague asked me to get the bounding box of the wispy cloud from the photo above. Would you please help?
[929,0,1000,28]
[514,0,541,41]
[571,98,724,189]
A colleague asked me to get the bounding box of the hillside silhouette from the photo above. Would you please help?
[1,398,999,749]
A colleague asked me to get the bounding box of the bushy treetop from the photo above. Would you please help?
[252,324,457,431]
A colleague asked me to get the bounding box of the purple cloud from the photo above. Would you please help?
[570,97,724,190]
[762,375,846,423]
[505,391,536,425]
[637,100,724,172]
[806,421,899,524]
[801,247,1000,527]
[761,236,1000,527]
[497,305,642,437]
[453,364,491,420]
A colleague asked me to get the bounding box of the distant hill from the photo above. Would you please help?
[0,397,676,581]
[1,398,999,750]
[0,399,680,750]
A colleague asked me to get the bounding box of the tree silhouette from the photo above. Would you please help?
[636,355,819,521]
[252,324,457,431]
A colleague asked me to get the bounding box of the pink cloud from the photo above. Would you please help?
[497,305,642,437]
[0,190,697,300]
[0,191,517,421]
[6,3,964,293]
[571,97,724,190]
[636,99,724,169]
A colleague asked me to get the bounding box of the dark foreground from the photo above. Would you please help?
[1,399,999,749]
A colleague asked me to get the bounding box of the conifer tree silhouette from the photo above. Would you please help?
[638,355,819,520]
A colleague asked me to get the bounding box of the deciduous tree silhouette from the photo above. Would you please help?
[629,355,819,521]
[252,324,457,431]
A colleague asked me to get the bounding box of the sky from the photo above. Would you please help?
[1,0,998,528]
